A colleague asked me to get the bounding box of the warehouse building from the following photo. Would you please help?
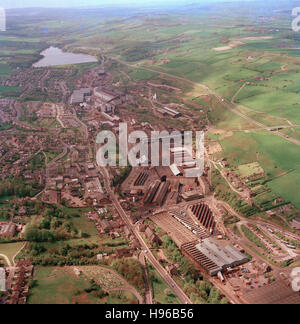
[183,238,249,276]
[181,190,203,201]
[195,238,249,275]
[143,180,169,206]
[169,164,183,177]
[94,88,118,102]
[94,88,126,104]
[291,218,300,230]
[0,222,16,238]
[188,203,216,234]
[70,88,92,104]
[157,106,182,118]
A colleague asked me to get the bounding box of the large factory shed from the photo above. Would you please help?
[195,238,249,276]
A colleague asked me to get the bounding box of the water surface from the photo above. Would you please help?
[33,46,98,67]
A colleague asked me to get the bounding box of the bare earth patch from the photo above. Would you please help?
[206,141,223,155]
[213,36,273,51]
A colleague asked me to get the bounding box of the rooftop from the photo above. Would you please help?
[195,238,248,274]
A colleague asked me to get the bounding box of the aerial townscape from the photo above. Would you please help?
[0,0,300,306]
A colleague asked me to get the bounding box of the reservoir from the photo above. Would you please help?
[33,46,98,67]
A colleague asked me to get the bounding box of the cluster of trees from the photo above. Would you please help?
[27,153,45,171]
[241,225,267,251]
[24,242,102,266]
[25,225,56,243]
[111,258,145,295]
[113,166,132,187]
[84,280,108,299]
[0,209,10,220]
[187,281,228,304]
[0,123,13,131]
[122,46,154,62]
[0,178,39,198]
[24,206,84,243]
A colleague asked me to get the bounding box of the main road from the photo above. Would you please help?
[100,166,192,305]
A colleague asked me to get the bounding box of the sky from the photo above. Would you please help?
[0,0,256,9]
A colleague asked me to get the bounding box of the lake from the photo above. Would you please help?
[33,47,98,68]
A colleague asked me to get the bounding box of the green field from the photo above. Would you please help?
[219,131,300,174]
[130,70,159,80]
[217,130,300,208]
[27,267,95,304]
[268,168,300,209]
[238,162,265,179]
[0,85,22,97]
[0,242,24,265]
[27,267,138,304]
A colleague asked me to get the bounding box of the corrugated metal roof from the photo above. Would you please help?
[196,238,248,270]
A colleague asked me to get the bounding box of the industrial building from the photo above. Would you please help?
[94,88,119,103]
[171,147,195,167]
[188,203,216,233]
[157,106,182,118]
[198,176,211,195]
[70,88,92,104]
[143,180,170,206]
[134,171,150,186]
[0,222,16,238]
[94,88,126,114]
[102,112,120,124]
[94,88,126,105]
[291,218,300,230]
[169,164,183,177]
[182,238,249,276]
[181,190,203,201]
